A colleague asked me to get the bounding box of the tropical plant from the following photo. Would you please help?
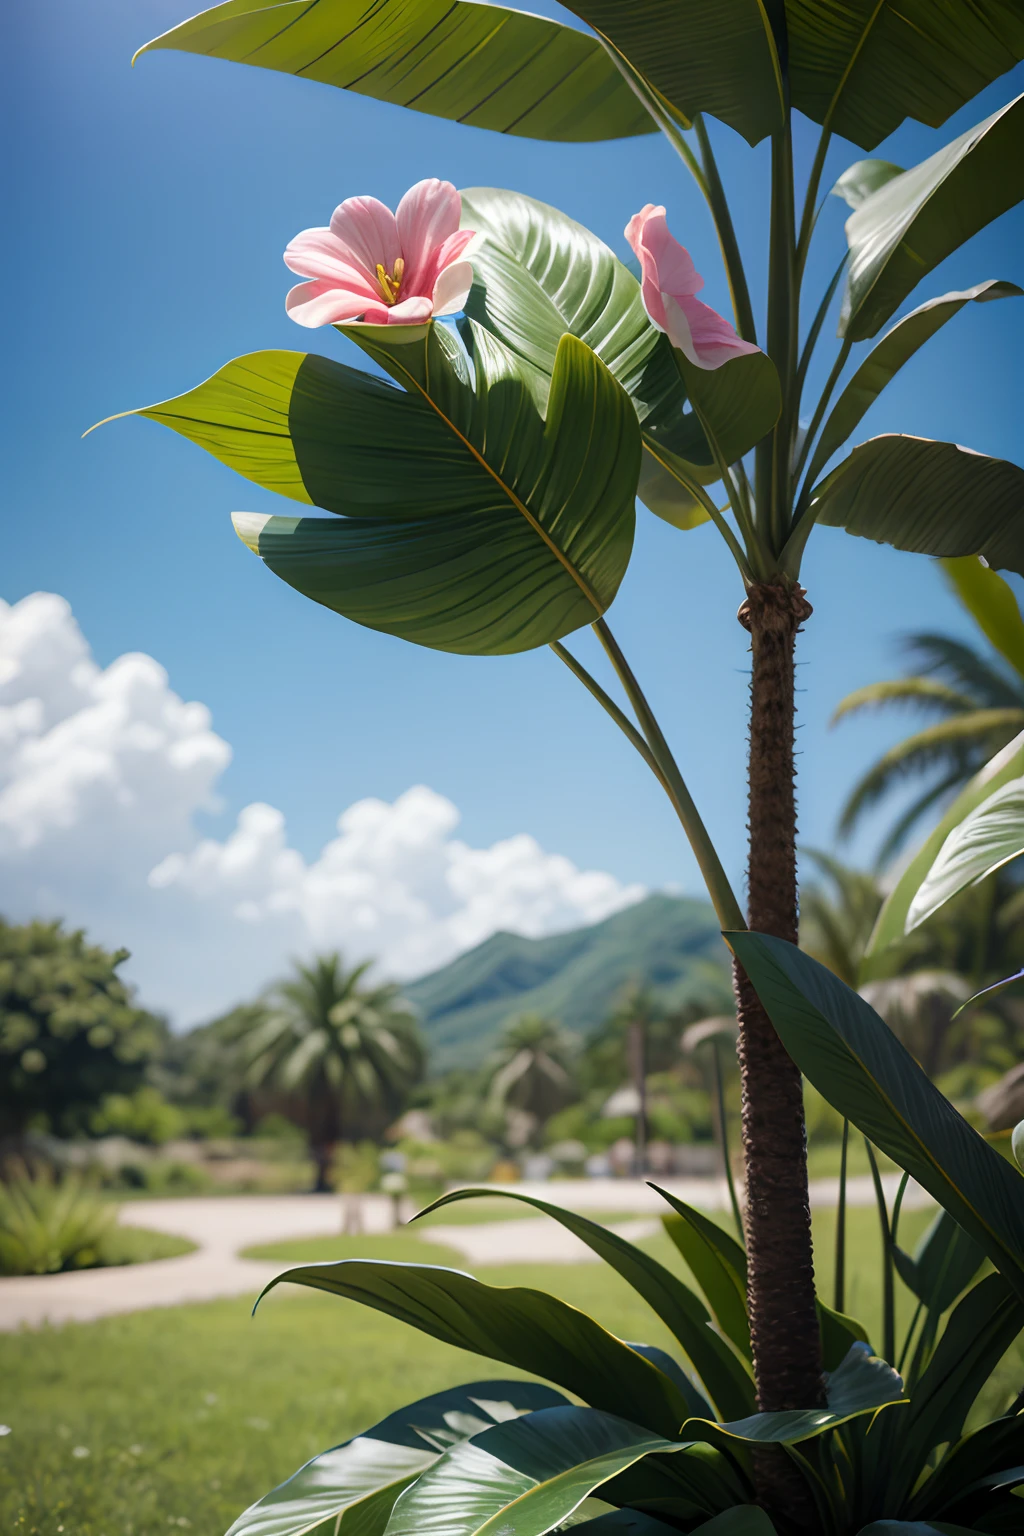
[483,1013,579,1147]
[229,954,424,1192]
[104,2,1024,1525]
[833,557,1024,860]
[0,916,165,1142]
[0,1162,116,1276]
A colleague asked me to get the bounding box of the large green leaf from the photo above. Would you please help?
[943,555,1024,678]
[727,932,1024,1302]
[865,729,1024,964]
[417,1188,754,1420]
[891,1209,985,1318]
[560,2,784,147]
[224,1381,568,1536]
[840,94,1024,340]
[650,1188,750,1361]
[135,0,654,142]
[567,1508,688,1535]
[805,283,1022,488]
[787,0,1024,151]
[460,187,779,496]
[383,1405,696,1536]
[810,435,1024,578]
[911,1415,1024,1520]
[111,324,640,655]
[683,1341,904,1447]
[905,775,1024,931]
[831,160,905,212]
[258,1260,690,1439]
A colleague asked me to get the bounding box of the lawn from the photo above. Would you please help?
[3,1205,1021,1536]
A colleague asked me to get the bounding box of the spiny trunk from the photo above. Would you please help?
[735,583,824,1522]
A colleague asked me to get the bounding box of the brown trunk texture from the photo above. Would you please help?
[735,583,824,1523]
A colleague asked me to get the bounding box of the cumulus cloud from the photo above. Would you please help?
[0,594,643,1025]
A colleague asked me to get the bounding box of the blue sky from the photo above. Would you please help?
[4,2,1024,1016]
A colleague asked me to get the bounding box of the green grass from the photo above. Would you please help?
[3,1205,1022,1536]
[98,1226,197,1266]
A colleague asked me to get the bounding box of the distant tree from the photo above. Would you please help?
[0,917,164,1142]
[484,1014,578,1147]
[230,954,424,1191]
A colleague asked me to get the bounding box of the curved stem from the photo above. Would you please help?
[793,337,852,492]
[549,641,666,783]
[834,1119,849,1314]
[642,437,754,580]
[693,115,758,345]
[865,1138,896,1365]
[714,1042,745,1241]
[796,254,847,402]
[796,128,833,279]
[592,618,746,933]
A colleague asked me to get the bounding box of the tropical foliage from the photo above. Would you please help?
[834,559,1024,859]
[105,0,1024,1529]
[483,1013,579,1146]
[228,954,425,1191]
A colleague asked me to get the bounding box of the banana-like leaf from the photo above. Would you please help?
[810,435,1024,578]
[416,1187,754,1420]
[460,187,780,492]
[110,324,640,655]
[258,1260,690,1439]
[559,2,784,147]
[817,1300,871,1373]
[650,1188,750,1361]
[727,932,1024,1302]
[831,160,905,211]
[943,555,1024,678]
[890,1274,1024,1497]
[684,1342,905,1446]
[636,450,710,531]
[840,93,1024,339]
[891,1209,985,1317]
[911,1414,1024,1520]
[806,283,1022,488]
[905,775,1024,931]
[134,0,654,143]
[383,1405,698,1536]
[224,1380,567,1536]
[865,730,1024,965]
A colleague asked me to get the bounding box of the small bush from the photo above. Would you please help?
[0,1163,116,1275]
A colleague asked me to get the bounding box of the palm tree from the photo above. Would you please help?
[832,560,1024,862]
[232,954,424,1192]
[484,1014,578,1149]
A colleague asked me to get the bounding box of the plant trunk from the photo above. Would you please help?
[311,1141,334,1193]
[735,583,824,1522]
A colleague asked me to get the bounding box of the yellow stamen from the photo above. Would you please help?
[375,258,405,306]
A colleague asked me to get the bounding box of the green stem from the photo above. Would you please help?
[834,1119,849,1314]
[641,438,753,580]
[898,1298,924,1375]
[714,1042,745,1241]
[593,617,746,933]
[795,254,847,402]
[693,115,758,345]
[549,642,666,783]
[790,336,852,511]
[796,128,833,280]
[759,121,798,553]
[865,1138,896,1364]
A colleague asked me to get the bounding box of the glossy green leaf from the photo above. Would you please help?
[224,1381,568,1536]
[840,94,1024,339]
[890,1274,1024,1499]
[651,1187,750,1360]
[727,932,1024,1302]
[684,1342,904,1446]
[673,351,781,480]
[831,160,905,212]
[911,1414,1024,1520]
[906,775,1024,931]
[942,555,1024,680]
[560,2,784,147]
[816,1300,871,1373]
[416,1187,754,1420]
[810,435,1024,578]
[383,1405,692,1536]
[135,0,655,142]
[866,729,1024,964]
[117,324,640,656]
[891,1209,985,1317]
[636,450,710,531]
[806,283,1022,488]
[258,1260,690,1439]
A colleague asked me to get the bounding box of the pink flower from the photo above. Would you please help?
[284,178,475,328]
[625,204,760,369]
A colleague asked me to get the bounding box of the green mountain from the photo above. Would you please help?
[404,893,732,1070]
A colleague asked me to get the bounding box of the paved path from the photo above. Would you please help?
[0,1175,931,1332]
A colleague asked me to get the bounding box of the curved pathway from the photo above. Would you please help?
[0,1174,929,1331]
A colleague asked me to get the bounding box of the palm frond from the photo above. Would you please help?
[900,633,1024,708]
[830,677,976,726]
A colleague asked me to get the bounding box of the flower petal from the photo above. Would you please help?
[284,228,381,298]
[635,206,704,298]
[431,260,473,317]
[668,292,761,370]
[285,279,389,328]
[396,179,462,294]
[385,295,434,325]
[328,195,401,280]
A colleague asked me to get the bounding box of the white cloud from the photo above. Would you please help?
[0,594,644,1025]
